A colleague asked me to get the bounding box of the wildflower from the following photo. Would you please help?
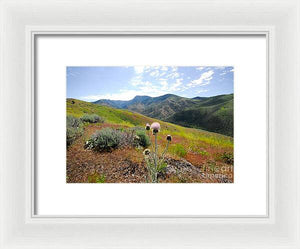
[166,135,172,141]
[143,149,151,156]
[150,122,160,134]
[145,123,150,130]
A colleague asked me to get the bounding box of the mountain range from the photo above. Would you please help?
[94,93,233,136]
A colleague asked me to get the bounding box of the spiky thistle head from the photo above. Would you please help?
[150,122,160,134]
[143,149,151,156]
[166,135,172,142]
[145,123,150,130]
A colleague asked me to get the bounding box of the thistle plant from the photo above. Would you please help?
[143,122,172,183]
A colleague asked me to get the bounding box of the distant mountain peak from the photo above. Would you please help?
[92,93,233,136]
[132,95,151,101]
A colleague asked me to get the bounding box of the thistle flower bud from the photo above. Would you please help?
[143,149,151,156]
[150,122,160,134]
[134,135,140,141]
[145,123,150,130]
[166,135,172,141]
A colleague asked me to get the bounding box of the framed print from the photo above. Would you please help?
[0,0,299,249]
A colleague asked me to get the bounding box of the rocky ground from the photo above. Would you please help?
[67,125,233,183]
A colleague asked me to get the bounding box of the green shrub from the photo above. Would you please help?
[221,152,234,164]
[85,128,124,152]
[67,115,82,128]
[66,115,83,147]
[88,173,106,183]
[170,144,187,158]
[135,130,150,147]
[199,150,208,156]
[81,114,104,123]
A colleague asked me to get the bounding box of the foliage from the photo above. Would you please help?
[66,115,83,147]
[169,99,233,137]
[67,115,82,128]
[220,152,234,164]
[81,114,104,123]
[143,123,171,183]
[66,98,233,151]
[93,94,233,136]
[135,130,150,147]
[85,128,124,152]
[199,150,209,156]
[88,173,106,183]
[170,144,187,158]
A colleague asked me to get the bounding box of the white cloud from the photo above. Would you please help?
[196,89,208,94]
[169,78,183,91]
[81,90,143,101]
[160,81,168,90]
[81,66,218,102]
[187,70,214,87]
[166,71,180,79]
[81,79,170,101]
[219,67,234,76]
[131,74,143,86]
[134,66,145,74]
[149,70,160,77]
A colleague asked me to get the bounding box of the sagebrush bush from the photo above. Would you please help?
[67,127,82,147]
[135,130,150,147]
[66,115,83,147]
[81,114,104,123]
[170,144,187,158]
[221,152,234,164]
[126,126,150,148]
[67,115,82,128]
[85,128,124,152]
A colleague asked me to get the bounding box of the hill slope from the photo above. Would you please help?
[94,94,233,136]
[66,98,234,183]
[167,95,233,136]
[67,98,233,148]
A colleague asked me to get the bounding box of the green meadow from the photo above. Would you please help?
[67,98,233,151]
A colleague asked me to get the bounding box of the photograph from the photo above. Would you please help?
[66,66,234,183]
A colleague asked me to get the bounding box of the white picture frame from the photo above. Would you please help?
[0,0,299,248]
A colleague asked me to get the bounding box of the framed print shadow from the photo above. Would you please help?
[66,66,234,184]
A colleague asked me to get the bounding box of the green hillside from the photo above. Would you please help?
[66,98,234,183]
[67,98,233,149]
[93,94,233,136]
[168,96,233,136]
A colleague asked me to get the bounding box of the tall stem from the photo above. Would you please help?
[148,130,155,153]
[160,141,170,165]
[154,133,158,182]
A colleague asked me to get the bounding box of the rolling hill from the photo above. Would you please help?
[66,98,233,183]
[67,98,233,148]
[94,93,233,136]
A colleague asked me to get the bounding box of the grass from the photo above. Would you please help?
[88,173,106,183]
[170,144,187,158]
[67,98,233,159]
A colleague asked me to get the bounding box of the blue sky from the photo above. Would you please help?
[67,66,233,101]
